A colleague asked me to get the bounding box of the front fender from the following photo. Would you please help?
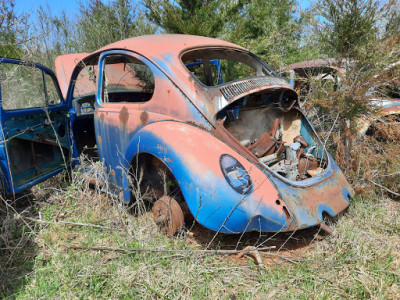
[122,121,291,233]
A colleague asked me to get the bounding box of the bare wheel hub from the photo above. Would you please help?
[153,196,184,236]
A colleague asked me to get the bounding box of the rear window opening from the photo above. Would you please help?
[217,90,328,181]
[181,48,274,86]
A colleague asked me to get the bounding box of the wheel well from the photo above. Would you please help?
[129,153,183,202]
[129,153,192,221]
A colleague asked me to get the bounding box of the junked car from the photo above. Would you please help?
[278,59,400,137]
[0,35,354,235]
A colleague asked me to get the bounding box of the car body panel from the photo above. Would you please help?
[0,57,70,193]
[114,121,290,233]
[55,53,91,99]
[358,98,400,135]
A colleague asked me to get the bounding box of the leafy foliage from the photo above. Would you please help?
[144,0,238,37]
[26,0,156,66]
[144,0,304,68]
[311,0,381,59]
[384,0,400,38]
[0,0,27,58]
[77,0,156,52]
[226,0,304,68]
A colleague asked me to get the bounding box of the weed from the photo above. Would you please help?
[0,151,399,299]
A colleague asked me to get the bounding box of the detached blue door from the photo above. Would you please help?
[0,58,71,194]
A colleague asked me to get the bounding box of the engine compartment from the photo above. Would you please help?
[217,90,327,181]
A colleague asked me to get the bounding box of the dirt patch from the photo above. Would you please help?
[183,222,324,267]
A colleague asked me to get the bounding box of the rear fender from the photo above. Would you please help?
[121,121,290,233]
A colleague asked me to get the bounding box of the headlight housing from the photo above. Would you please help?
[220,154,252,195]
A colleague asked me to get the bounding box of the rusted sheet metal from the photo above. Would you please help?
[84,37,352,233]
[123,121,291,233]
[55,35,296,125]
[267,156,352,229]
[55,53,90,99]
[358,99,400,135]
[102,117,352,233]
[277,59,345,76]
[219,77,292,101]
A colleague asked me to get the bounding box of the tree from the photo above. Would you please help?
[27,0,157,65]
[0,0,27,58]
[226,0,303,68]
[384,0,400,38]
[77,0,156,52]
[308,0,399,120]
[144,0,303,68]
[312,0,381,59]
[304,0,400,184]
[144,0,240,37]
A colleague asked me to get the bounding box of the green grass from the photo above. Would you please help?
[1,170,399,299]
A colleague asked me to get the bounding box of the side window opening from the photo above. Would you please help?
[45,73,61,105]
[101,55,155,103]
[0,62,61,110]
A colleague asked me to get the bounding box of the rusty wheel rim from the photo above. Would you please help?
[153,196,184,236]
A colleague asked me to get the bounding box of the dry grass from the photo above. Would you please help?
[0,156,398,299]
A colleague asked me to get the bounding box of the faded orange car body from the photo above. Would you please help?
[0,35,354,233]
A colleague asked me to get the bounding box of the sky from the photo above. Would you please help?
[14,0,82,16]
[14,0,311,16]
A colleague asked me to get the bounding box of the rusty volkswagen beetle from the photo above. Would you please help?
[0,35,353,234]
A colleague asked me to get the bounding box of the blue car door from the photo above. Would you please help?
[0,57,71,194]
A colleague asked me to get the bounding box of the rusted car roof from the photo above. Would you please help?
[278,59,345,77]
[98,34,245,55]
[55,35,245,98]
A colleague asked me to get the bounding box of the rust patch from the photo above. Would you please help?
[153,196,184,236]
[187,120,208,131]
[97,136,102,144]
[111,169,116,176]
[212,120,259,164]
[100,113,105,121]
[140,111,149,125]
[119,107,129,124]
[247,133,275,157]
[165,157,174,163]
[84,175,104,189]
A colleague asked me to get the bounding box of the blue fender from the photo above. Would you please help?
[120,120,289,233]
